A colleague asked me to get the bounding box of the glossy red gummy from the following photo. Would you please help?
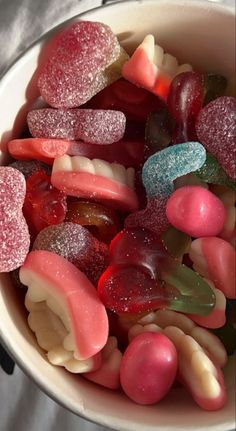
[23,170,67,235]
[196,96,236,179]
[167,71,204,142]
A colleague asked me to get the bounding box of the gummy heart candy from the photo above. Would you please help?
[122,34,192,100]
[51,155,139,212]
[145,108,175,156]
[86,78,164,122]
[0,167,30,272]
[196,96,236,179]
[20,250,109,362]
[65,201,121,243]
[194,153,236,191]
[33,222,108,284]
[98,228,215,315]
[37,21,127,108]
[10,160,51,177]
[27,109,126,145]
[23,170,67,235]
[142,142,206,198]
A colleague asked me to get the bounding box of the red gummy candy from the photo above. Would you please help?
[37,21,121,108]
[196,96,236,179]
[23,170,67,235]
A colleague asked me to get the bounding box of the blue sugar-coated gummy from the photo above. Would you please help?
[142,142,206,197]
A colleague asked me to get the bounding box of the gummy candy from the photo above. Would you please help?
[27,109,126,145]
[203,73,227,106]
[142,142,206,198]
[166,186,226,238]
[23,170,67,235]
[0,167,30,272]
[37,21,127,108]
[145,108,175,155]
[167,71,204,142]
[210,187,236,247]
[122,35,192,100]
[120,332,177,405]
[195,153,236,191]
[98,228,215,315]
[51,155,139,212]
[20,250,109,361]
[161,226,191,259]
[86,78,164,122]
[189,237,236,299]
[196,96,236,179]
[65,201,120,243]
[10,159,51,177]
[33,222,108,284]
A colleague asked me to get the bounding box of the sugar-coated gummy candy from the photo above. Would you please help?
[142,141,206,198]
[145,108,175,155]
[51,155,139,212]
[87,78,164,122]
[195,153,236,191]
[27,109,126,145]
[10,159,51,177]
[65,200,121,243]
[0,167,30,272]
[203,73,227,106]
[196,96,236,179]
[33,222,108,284]
[120,332,177,405]
[166,186,226,238]
[23,170,67,236]
[37,21,126,108]
[20,250,109,361]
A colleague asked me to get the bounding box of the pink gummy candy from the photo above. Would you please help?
[125,195,169,235]
[196,96,236,179]
[166,186,226,238]
[33,222,108,284]
[0,167,30,272]
[37,21,121,108]
[27,109,126,145]
[120,332,177,405]
[20,250,109,360]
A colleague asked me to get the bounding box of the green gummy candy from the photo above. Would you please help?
[161,226,191,258]
[195,153,236,191]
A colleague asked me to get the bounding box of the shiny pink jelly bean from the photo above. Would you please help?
[166,186,226,238]
[120,332,177,405]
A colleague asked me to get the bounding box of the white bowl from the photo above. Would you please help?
[0,1,235,430]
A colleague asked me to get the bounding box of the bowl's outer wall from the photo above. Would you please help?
[0,1,235,430]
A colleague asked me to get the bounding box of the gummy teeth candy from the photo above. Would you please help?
[20,251,109,366]
[51,155,139,211]
[122,34,192,100]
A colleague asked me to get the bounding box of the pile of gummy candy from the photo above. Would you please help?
[0,21,235,411]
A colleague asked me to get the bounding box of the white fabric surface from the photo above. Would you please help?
[0,2,113,430]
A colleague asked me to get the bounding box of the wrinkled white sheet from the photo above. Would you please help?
[0,2,114,429]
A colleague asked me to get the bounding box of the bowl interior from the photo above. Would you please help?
[0,1,235,430]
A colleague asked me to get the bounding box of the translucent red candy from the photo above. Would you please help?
[196,96,236,179]
[167,71,204,143]
[23,170,67,236]
[33,222,108,284]
[86,78,164,122]
[0,167,30,272]
[37,21,122,108]
[27,108,126,145]
[65,200,121,243]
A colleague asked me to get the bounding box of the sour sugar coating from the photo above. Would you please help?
[166,186,226,238]
[163,326,227,411]
[51,155,138,212]
[33,222,108,284]
[120,332,178,405]
[196,96,236,179]
[122,34,192,101]
[189,237,236,299]
[0,167,30,272]
[10,159,51,177]
[37,21,126,108]
[27,109,126,145]
[142,142,206,198]
[83,336,122,389]
[20,250,109,362]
